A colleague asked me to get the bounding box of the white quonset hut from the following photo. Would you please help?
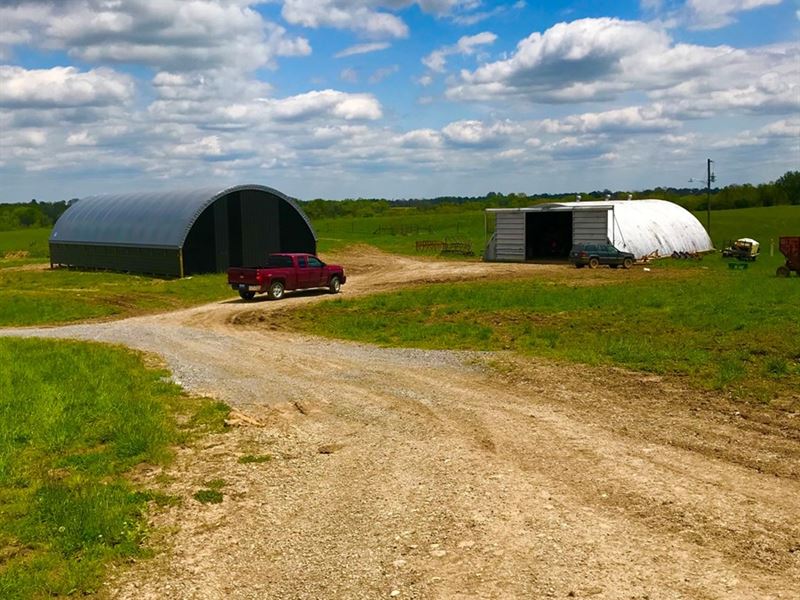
[484,199,713,262]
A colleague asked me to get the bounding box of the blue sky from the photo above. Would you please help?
[0,0,798,202]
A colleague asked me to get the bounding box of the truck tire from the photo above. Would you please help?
[776,265,791,277]
[239,290,256,301]
[588,257,600,269]
[622,258,633,269]
[268,281,285,300]
[329,275,341,294]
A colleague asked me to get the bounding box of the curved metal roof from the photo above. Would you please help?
[606,199,713,257]
[49,184,315,249]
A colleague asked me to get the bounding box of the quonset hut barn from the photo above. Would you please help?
[484,199,713,262]
[49,184,316,277]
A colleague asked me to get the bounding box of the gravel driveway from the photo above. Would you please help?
[2,250,798,599]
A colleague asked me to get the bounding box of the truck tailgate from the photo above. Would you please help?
[228,267,260,285]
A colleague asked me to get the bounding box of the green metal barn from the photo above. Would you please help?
[49,184,316,277]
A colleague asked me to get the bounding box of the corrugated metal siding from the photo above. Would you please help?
[50,243,180,276]
[572,209,609,245]
[495,212,525,261]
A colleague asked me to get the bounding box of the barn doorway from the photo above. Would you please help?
[525,211,573,259]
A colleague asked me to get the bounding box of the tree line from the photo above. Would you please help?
[0,171,796,230]
[0,199,74,231]
[299,170,799,220]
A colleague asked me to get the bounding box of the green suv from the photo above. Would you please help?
[569,243,635,269]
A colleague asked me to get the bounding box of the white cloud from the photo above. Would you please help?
[760,118,800,138]
[280,1,483,39]
[0,1,310,72]
[686,0,783,30]
[281,0,409,39]
[0,65,133,108]
[540,105,679,135]
[442,119,519,146]
[447,17,799,119]
[261,90,383,122]
[65,131,96,146]
[422,31,497,73]
[396,129,443,148]
[335,42,391,58]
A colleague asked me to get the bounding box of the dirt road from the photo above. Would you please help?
[3,250,799,599]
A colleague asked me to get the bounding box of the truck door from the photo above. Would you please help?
[306,256,326,287]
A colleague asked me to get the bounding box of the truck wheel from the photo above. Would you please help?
[239,290,255,301]
[329,276,341,294]
[588,257,600,269]
[622,258,633,269]
[776,265,790,278]
[268,281,285,300]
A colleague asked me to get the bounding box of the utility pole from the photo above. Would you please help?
[706,158,714,239]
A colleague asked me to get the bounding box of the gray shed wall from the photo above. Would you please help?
[495,212,526,261]
[572,209,610,245]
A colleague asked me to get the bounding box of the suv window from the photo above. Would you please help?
[307,257,323,268]
[298,256,308,268]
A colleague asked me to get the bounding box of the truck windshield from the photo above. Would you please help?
[266,256,293,268]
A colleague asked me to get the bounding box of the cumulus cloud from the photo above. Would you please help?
[281,0,409,38]
[447,17,799,119]
[686,0,783,30]
[539,105,680,135]
[0,65,133,108]
[442,119,519,146]
[422,31,497,73]
[0,0,311,72]
[280,1,482,39]
[237,90,384,122]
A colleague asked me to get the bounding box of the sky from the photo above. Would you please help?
[0,0,798,202]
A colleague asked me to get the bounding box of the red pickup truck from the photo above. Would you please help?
[228,253,346,301]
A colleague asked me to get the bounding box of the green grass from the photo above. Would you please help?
[314,204,800,259]
[693,205,800,251]
[0,228,230,326]
[0,206,796,328]
[0,229,50,267]
[273,265,800,407]
[0,269,232,327]
[315,209,487,256]
[0,338,229,598]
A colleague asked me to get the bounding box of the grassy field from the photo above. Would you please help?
[0,269,232,327]
[695,205,800,251]
[0,205,797,327]
[0,338,229,598]
[273,264,800,407]
[315,210,487,256]
[315,205,800,258]
[0,229,50,268]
